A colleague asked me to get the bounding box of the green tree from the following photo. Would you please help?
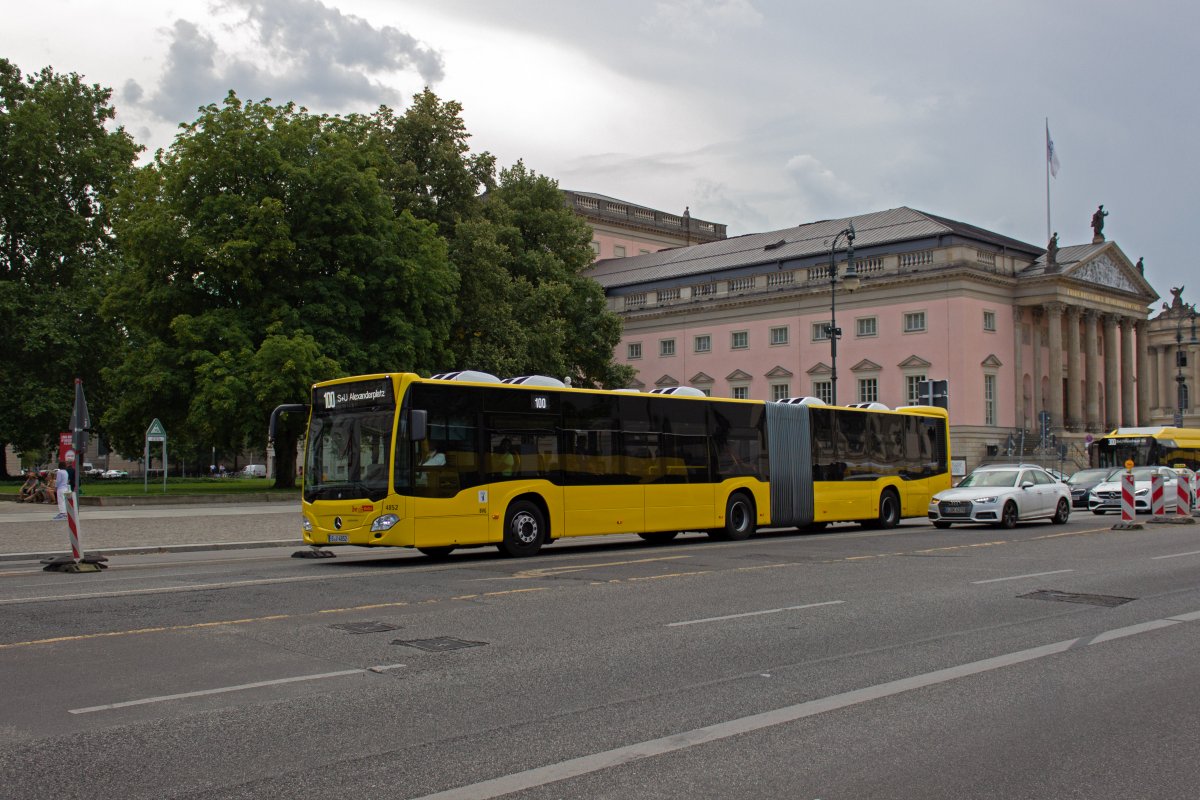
[449,161,633,388]
[0,59,140,473]
[104,93,457,485]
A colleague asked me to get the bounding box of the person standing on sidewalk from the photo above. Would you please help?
[53,461,69,520]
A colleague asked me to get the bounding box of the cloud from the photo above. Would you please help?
[128,0,443,123]
[646,0,764,42]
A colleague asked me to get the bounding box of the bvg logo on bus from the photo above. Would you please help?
[352,504,373,513]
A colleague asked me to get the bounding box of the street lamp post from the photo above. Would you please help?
[1175,305,1198,427]
[824,223,861,406]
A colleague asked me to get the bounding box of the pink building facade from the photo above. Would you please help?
[586,207,1167,471]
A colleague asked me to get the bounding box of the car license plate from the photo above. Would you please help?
[328,534,349,543]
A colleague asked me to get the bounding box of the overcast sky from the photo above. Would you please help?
[6,0,1196,310]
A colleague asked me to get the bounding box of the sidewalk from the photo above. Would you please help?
[0,498,302,562]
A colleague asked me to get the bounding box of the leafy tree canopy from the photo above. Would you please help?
[0,59,140,467]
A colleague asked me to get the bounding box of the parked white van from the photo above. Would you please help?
[242,464,267,478]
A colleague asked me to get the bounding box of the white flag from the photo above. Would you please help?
[1046,123,1060,178]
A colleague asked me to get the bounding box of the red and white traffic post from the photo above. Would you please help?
[1178,473,1193,516]
[1120,470,1136,524]
[1150,470,1165,517]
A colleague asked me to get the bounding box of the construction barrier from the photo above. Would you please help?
[1178,473,1193,516]
[1150,471,1165,516]
[42,489,107,573]
[1121,471,1136,523]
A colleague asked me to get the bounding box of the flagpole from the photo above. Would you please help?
[1045,118,1051,242]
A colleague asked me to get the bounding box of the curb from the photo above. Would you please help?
[1,493,299,507]
[0,539,298,563]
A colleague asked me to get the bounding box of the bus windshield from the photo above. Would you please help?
[304,378,396,503]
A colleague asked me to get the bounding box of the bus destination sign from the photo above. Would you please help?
[313,378,393,412]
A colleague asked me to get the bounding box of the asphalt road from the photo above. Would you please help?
[2,514,1199,799]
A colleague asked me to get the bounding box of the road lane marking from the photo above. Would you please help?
[667,600,843,627]
[1151,549,1200,560]
[504,555,692,580]
[67,663,407,714]
[971,569,1075,584]
[410,607,1200,800]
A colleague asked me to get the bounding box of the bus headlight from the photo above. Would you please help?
[371,514,399,532]
[302,517,313,532]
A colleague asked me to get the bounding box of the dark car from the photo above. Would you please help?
[1065,467,1121,509]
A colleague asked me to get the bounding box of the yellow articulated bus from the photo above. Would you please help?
[282,371,951,558]
[1093,426,1200,471]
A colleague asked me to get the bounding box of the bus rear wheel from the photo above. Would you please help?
[498,500,544,558]
[861,489,900,530]
[709,493,755,541]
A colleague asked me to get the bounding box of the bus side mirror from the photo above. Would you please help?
[410,409,427,442]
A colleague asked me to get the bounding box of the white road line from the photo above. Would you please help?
[970,569,1075,584]
[666,600,843,627]
[68,663,406,714]
[410,608,1200,800]
[1151,549,1200,560]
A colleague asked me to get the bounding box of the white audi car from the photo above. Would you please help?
[929,464,1071,529]
[1088,466,1180,515]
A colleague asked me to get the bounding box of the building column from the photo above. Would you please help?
[1046,303,1065,430]
[1084,310,1101,430]
[1136,321,1151,424]
[1012,306,1025,429]
[1160,346,1175,413]
[1103,314,1121,429]
[1066,306,1083,430]
[1120,317,1136,426]
[1031,309,1043,428]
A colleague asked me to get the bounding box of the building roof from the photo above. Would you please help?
[1021,242,1107,277]
[586,206,1042,290]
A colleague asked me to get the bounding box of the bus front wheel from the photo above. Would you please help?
[710,493,756,541]
[498,500,544,558]
[861,489,901,530]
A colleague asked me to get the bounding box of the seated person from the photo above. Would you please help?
[19,470,40,502]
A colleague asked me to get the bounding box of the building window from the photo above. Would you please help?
[771,383,791,401]
[858,378,878,403]
[904,311,926,333]
[857,317,877,337]
[770,326,789,346]
[812,322,830,341]
[627,342,642,360]
[983,310,996,332]
[906,374,926,405]
[731,330,749,349]
[984,374,997,426]
[613,245,626,258]
[732,385,749,400]
[659,339,675,357]
[590,241,600,256]
[812,380,832,404]
[694,334,711,353]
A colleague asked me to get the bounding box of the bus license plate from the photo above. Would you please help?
[328,534,349,543]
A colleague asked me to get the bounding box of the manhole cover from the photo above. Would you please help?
[392,637,488,652]
[1019,590,1135,607]
[328,621,402,634]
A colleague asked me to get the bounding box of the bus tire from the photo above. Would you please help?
[711,492,755,541]
[417,546,456,559]
[638,531,679,544]
[498,500,544,557]
[876,489,901,530]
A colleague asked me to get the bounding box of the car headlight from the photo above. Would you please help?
[371,514,399,532]
[974,496,998,504]
[1135,488,1148,496]
[302,517,313,532]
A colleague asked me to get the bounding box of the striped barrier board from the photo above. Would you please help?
[1121,472,1135,523]
[1179,474,1192,516]
[1150,471,1165,516]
